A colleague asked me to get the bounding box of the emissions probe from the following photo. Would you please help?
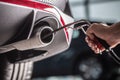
[43,19,120,64]
[0,19,120,64]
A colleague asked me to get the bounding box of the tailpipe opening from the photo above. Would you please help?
[38,26,54,44]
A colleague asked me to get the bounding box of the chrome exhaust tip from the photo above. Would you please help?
[0,26,54,53]
[36,26,54,46]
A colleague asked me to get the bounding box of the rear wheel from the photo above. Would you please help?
[0,53,33,80]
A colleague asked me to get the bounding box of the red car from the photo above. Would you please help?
[0,0,74,80]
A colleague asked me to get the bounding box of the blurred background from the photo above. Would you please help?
[32,0,120,80]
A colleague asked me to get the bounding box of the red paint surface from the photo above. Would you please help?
[60,17,69,41]
[0,0,52,10]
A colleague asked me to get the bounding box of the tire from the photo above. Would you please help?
[0,53,33,80]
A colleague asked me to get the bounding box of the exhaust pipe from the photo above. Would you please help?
[0,26,54,53]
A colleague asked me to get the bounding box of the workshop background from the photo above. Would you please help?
[32,0,120,80]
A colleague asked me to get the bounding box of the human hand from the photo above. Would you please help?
[85,23,120,54]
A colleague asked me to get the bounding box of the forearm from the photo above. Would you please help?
[109,22,120,44]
